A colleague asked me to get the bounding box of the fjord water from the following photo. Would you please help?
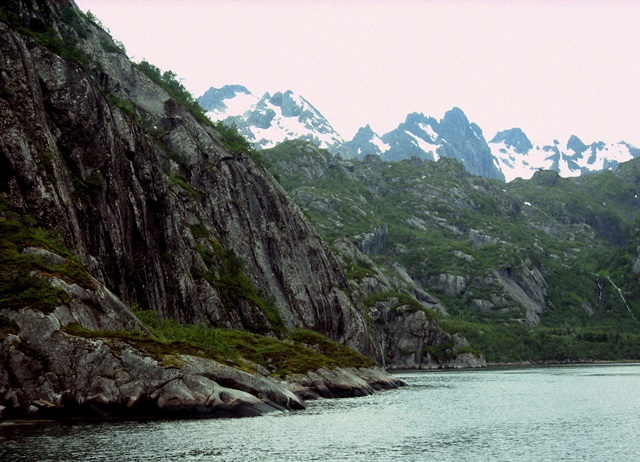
[2,364,640,461]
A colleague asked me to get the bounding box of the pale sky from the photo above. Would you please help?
[75,0,640,146]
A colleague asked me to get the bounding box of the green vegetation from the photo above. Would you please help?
[263,141,640,363]
[107,94,137,118]
[72,170,103,198]
[0,4,92,67]
[82,10,127,55]
[134,60,263,166]
[169,174,199,199]
[64,311,373,378]
[365,291,437,322]
[135,60,211,126]
[424,341,476,363]
[441,319,640,363]
[211,121,253,155]
[0,315,19,340]
[63,321,220,366]
[343,259,376,280]
[0,195,94,312]
[211,121,269,167]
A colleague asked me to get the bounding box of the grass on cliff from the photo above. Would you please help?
[65,309,373,378]
[0,196,95,311]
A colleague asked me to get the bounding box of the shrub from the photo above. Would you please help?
[135,60,209,124]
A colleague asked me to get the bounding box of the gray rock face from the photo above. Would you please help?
[0,2,373,354]
[0,276,305,419]
[333,239,484,369]
[0,0,408,419]
[286,367,405,399]
[354,225,388,255]
[430,273,468,297]
[369,301,485,369]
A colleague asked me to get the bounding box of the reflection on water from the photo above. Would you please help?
[2,364,640,461]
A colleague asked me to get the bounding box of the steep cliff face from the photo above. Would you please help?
[0,1,373,353]
[0,1,405,419]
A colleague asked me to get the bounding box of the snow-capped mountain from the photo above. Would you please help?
[346,109,504,180]
[343,124,389,157]
[489,129,640,182]
[198,86,344,151]
[198,85,638,182]
[198,85,259,116]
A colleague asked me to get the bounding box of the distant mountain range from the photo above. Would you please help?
[490,129,639,181]
[198,85,639,182]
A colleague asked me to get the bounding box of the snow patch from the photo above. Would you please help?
[371,134,390,153]
[418,123,439,141]
[207,92,259,118]
[405,130,440,160]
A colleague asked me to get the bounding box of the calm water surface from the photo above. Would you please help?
[2,364,640,461]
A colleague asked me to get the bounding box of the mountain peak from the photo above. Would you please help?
[567,135,588,153]
[490,128,533,154]
[439,107,473,140]
[356,124,375,136]
[199,85,637,183]
[200,86,343,151]
[345,124,388,157]
[198,85,252,112]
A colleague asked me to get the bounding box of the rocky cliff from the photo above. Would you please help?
[0,0,407,420]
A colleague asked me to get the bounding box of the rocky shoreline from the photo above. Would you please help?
[0,291,404,422]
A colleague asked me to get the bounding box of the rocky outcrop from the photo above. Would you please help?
[0,280,306,419]
[333,239,484,369]
[286,367,404,400]
[264,140,603,329]
[369,299,485,369]
[353,225,388,255]
[0,247,406,420]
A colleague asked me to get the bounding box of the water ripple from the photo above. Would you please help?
[2,364,640,461]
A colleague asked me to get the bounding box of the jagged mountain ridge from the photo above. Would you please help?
[199,85,345,152]
[198,87,503,179]
[199,85,639,181]
[490,129,640,181]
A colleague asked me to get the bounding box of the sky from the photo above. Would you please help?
[74,0,640,146]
